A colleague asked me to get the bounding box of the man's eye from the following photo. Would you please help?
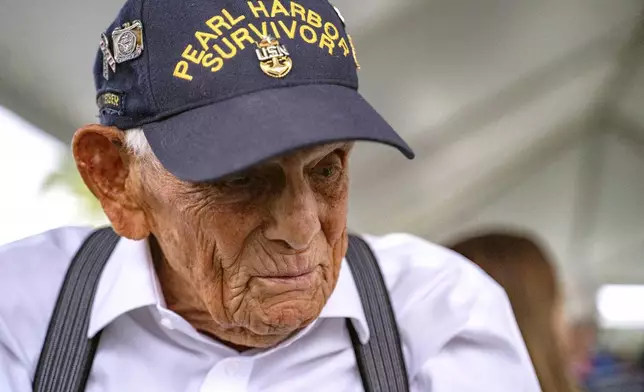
[312,164,340,179]
[223,175,254,187]
[319,166,335,177]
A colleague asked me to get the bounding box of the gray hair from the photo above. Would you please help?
[124,128,164,172]
[124,128,153,158]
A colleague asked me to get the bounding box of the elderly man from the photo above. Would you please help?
[0,0,540,391]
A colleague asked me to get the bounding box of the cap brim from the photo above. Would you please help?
[142,84,414,182]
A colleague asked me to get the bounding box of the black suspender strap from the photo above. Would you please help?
[33,227,119,392]
[345,235,410,392]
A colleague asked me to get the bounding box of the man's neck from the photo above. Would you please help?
[147,235,253,352]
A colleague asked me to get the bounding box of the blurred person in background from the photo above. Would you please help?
[0,0,541,391]
[450,231,578,392]
[569,317,642,392]
[568,317,600,383]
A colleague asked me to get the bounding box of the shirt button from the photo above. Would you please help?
[160,317,174,330]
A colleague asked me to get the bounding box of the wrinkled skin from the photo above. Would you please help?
[72,125,351,349]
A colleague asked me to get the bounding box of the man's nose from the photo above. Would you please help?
[264,180,320,251]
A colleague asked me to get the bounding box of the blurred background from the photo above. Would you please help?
[1,0,643,389]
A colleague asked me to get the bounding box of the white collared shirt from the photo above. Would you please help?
[0,227,541,391]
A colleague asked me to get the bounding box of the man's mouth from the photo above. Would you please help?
[252,266,320,286]
[260,270,314,282]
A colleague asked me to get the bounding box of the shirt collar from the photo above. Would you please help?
[88,236,370,344]
[88,236,163,338]
[319,259,370,343]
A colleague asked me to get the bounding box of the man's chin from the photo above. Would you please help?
[225,267,334,347]
[222,305,322,349]
[256,298,324,332]
[226,295,324,347]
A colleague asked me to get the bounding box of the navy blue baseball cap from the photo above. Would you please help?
[94,0,414,182]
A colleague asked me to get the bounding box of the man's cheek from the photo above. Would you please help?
[321,211,348,243]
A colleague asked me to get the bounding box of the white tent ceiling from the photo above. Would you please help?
[1,0,644,340]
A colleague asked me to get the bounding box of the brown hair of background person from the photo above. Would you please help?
[450,232,578,392]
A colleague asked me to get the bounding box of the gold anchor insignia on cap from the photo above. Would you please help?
[255,35,292,79]
[112,20,144,64]
[99,33,117,80]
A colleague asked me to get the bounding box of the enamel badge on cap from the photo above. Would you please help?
[99,21,144,80]
[99,33,117,80]
[255,35,292,79]
[112,20,144,63]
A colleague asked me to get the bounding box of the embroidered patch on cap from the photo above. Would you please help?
[171,2,359,82]
[97,91,125,116]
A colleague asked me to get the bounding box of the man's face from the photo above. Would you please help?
[136,142,352,348]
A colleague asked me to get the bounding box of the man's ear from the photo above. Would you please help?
[72,124,150,240]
